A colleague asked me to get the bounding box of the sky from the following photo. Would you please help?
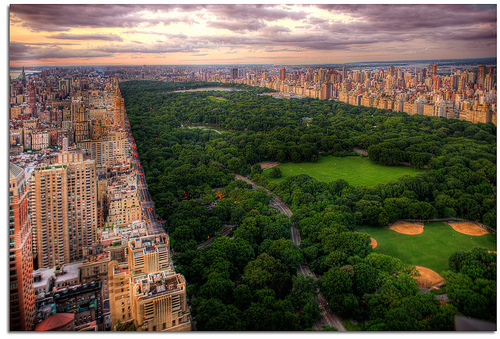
[8,3,497,67]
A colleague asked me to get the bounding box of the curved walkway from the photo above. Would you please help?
[235,175,346,331]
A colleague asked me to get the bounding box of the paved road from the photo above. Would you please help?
[126,118,165,236]
[234,174,346,332]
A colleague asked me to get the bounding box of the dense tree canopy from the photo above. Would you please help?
[121,80,496,331]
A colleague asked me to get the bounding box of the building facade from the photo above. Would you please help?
[9,163,36,331]
[30,150,98,268]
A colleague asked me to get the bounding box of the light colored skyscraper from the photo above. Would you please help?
[30,150,98,268]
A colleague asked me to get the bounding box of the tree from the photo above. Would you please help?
[269,166,283,178]
[242,253,292,299]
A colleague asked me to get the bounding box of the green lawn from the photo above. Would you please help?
[207,96,227,101]
[357,222,497,274]
[263,155,425,187]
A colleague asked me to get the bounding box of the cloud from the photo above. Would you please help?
[207,19,267,33]
[10,4,164,32]
[206,4,307,22]
[9,4,497,64]
[9,41,112,60]
[46,33,123,41]
[95,42,198,54]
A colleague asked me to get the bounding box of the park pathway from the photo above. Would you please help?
[235,175,346,331]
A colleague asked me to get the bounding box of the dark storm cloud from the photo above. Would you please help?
[46,33,123,41]
[10,41,111,60]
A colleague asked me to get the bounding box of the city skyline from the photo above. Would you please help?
[9,4,497,67]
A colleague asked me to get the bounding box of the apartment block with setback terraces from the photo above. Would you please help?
[108,234,190,331]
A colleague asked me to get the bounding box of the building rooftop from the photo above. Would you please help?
[9,162,24,181]
[35,313,74,331]
[33,267,55,289]
[83,251,110,264]
[55,263,81,284]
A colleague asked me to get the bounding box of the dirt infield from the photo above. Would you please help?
[370,238,377,249]
[413,266,445,288]
[258,161,281,170]
[389,221,424,235]
[446,222,490,236]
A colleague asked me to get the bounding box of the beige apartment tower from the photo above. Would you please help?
[108,234,191,331]
[30,150,98,268]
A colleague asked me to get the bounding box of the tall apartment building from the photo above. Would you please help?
[30,150,98,268]
[230,68,238,80]
[108,234,191,331]
[113,89,125,127]
[77,130,128,171]
[9,163,36,331]
[279,67,286,81]
[71,99,87,123]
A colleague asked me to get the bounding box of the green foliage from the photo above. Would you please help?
[269,166,283,178]
[122,80,496,331]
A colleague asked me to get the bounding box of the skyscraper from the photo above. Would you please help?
[113,88,125,127]
[279,67,286,81]
[9,163,36,331]
[477,64,486,86]
[342,65,348,81]
[30,150,98,268]
[230,68,238,80]
[432,63,437,78]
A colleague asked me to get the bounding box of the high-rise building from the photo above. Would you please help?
[432,63,437,78]
[108,234,191,331]
[9,163,36,331]
[342,65,347,81]
[389,65,395,78]
[477,64,486,86]
[113,89,125,127]
[230,68,238,80]
[27,82,36,113]
[71,99,87,123]
[30,150,98,268]
[279,67,286,81]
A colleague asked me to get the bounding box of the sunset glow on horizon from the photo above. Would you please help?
[9,4,497,67]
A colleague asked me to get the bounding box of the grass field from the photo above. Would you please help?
[262,155,425,187]
[357,222,497,274]
[207,96,227,101]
